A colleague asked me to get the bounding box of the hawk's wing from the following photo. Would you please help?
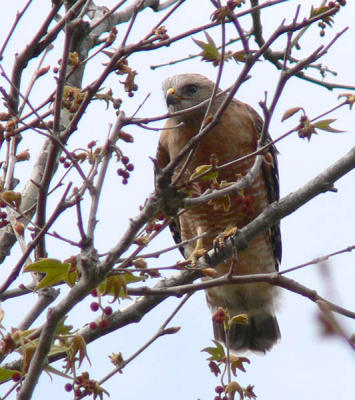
[246,103,282,268]
[169,217,185,258]
[155,140,186,258]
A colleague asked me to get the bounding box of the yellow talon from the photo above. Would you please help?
[187,226,207,267]
[214,225,238,248]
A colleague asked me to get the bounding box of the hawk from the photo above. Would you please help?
[156,73,281,352]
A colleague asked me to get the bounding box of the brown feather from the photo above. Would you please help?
[156,74,281,352]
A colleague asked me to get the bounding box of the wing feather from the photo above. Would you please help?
[245,102,282,268]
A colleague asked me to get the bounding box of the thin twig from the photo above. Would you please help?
[99,293,192,385]
[280,245,355,275]
[0,184,73,295]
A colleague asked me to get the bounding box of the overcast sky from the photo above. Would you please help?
[0,1,354,399]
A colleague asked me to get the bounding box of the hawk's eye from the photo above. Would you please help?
[183,84,199,95]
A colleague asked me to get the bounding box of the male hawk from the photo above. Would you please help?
[156,73,281,352]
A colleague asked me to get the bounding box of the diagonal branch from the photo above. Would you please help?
[3,145,354,381]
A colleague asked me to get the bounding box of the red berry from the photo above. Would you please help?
[122,178,128,185]
[117,168,124,176]
[126,163,134,171]
[212,308,225,324]
[104,306,113,316]
[87,140,96,149]
[215,386,224,394]
[121,156,129,165]
[64,383,73,392]
[89,322,97,330]
[12,372,21,382]
[90,302,99,312]
[91,289,98,297]
[74,389,82,397]
[99,319,109,329]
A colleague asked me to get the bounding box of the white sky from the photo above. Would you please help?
[0,1,354,399]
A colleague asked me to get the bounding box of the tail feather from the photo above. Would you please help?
[213,312,280,352]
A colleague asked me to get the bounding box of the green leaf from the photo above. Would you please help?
[69,335,90,368]
[232,49,257,63]
[310,5,334,27]
[123,272,146,284]
[23,258,73,290]
[310,5,329,17]
[201,339,225,361]
[0,368,20,383]
[230,313,248,325]
[192,31,220,63]
[55,316,73,335]
[98,273,145,301]
[190,164,218,182]
[230,355,250,376]
[45,365,72,379]
[338,93,355,109]
[313,118,344,133]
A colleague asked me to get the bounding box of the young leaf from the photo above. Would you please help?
[225,381,244,400]
[189,164,218,182]
[45,365,72,379]
[208,194,231,212]
[229,355,250,376]
[98,273,145,301]
[192,31,220,64]
[23,258,73,290]
[67,335,90,369]
[281,106,303,122]
[338,93,355,109]
[230,314,248,325]
[244,384,257,400]
[0,368,21,383]
[313,119,344,133]
[201,339,225,361]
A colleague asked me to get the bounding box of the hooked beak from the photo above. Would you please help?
[166,87,180,107]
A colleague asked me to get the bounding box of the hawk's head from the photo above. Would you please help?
[162,73,216,114]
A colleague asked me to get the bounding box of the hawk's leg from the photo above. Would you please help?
[213,226,238,255]
[187,226,207,267]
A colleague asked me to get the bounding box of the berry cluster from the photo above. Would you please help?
[214,385,227,400]
[88,289,113,331]
[117,155,134,185]
[318,1,347,37]
[59,140,102,169]
[64,371,106,398]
